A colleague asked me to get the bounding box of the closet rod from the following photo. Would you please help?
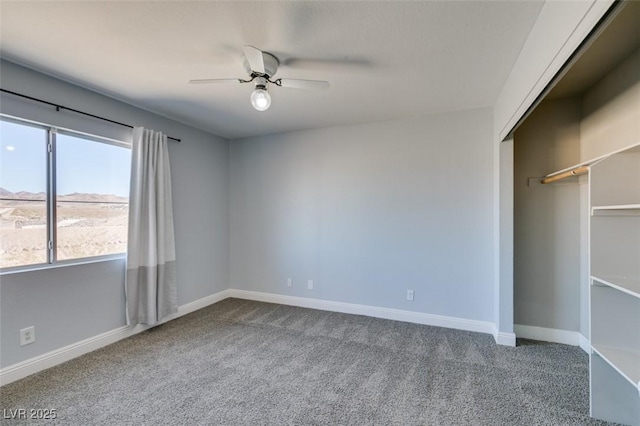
[0,88,181,142]
[541,165,589,184]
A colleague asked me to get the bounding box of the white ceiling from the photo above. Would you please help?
[0,1,544,140]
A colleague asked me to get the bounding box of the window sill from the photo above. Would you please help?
[0,254,126,276]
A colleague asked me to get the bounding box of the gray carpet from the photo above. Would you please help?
[0,298,612,425]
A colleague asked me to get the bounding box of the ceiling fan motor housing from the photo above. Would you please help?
[243,51,279,77]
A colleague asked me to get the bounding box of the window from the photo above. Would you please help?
[0,117,131,270]
[0,121,48,267]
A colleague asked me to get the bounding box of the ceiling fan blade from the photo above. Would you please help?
[277,79,330,90]
[242,45,265,74]
[188,78,242,84]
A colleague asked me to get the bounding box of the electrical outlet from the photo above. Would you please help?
[287,278,292,287]
[20,326,35,346]
[406,290,414,301]
[307,280,314,290]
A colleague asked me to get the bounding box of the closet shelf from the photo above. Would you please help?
[592,276,640,299]
[592,345,640,393]
[591,204,640,216]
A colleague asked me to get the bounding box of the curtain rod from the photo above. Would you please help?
[0,88,181,142]
[541,165,589,184]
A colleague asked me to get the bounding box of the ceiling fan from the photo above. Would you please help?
[189,46,330,111]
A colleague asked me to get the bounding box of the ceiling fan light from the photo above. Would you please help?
[250,87,271,111]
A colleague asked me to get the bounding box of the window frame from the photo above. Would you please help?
[0,114,131,274]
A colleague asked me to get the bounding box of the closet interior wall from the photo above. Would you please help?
[514,96,587,337]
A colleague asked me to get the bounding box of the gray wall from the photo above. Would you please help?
[0,60,230,367]
[581,48,640,161]
[230,108,495,322]
[496,137,514,336]
[514,97,584,332]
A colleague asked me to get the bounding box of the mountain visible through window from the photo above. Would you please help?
[0,119,131,269]
[56,133,130,261]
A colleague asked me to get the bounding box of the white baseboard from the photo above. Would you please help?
[166,289,232,321]
[228,289,495,335]
[578,333,591,354]
[493,329,516,347]
[0,325,133,387]
[515,324,590,353]
[0,289,231,386]
[0,288,509,386]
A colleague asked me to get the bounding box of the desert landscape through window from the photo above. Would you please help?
[0,119,130,269]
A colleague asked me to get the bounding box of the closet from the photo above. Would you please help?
[513,1,639,424]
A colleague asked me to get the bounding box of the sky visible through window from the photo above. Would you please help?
[0,121,130,197]
[0,121,46,195]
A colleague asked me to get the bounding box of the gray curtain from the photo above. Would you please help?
[125,127,177,326]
